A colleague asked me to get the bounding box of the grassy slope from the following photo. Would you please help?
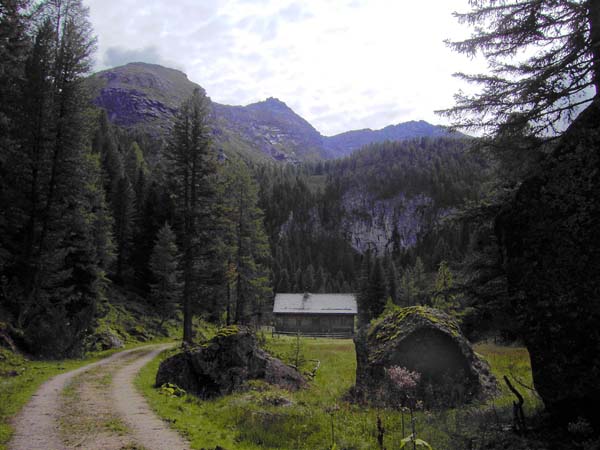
[137,336,542,450]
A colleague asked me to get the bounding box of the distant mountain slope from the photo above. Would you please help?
[88,62,194,135]
[87,62,458,162]
[323,121,456,158]
[212,97,325,161]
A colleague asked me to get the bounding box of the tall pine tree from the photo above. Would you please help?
[149,223,181,327]
[1,0,109,356]
[221,161,271,325]
[165,88,217,343]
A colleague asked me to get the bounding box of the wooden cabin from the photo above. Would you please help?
[273,293,357,337]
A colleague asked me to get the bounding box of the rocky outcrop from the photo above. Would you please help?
[341,190,442,254]
[496,100,600,424]
[354,307,498,407]
[278,188,447,256]
[156,326,306,398]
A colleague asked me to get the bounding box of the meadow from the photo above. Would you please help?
[136,335,542,450]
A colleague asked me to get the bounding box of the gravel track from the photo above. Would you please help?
[9,343,190,450]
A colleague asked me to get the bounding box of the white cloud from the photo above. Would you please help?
[84,0,485,136]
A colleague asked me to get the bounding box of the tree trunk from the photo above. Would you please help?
[182,135,193,344]
[226,279,231,326]
[182,223,193,344]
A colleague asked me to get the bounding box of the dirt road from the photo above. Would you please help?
[9,344,190,450]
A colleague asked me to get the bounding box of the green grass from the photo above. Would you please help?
[137,336,543,450]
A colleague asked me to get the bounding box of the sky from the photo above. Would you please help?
[84,0,485,137]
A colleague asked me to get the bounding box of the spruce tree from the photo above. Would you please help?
[314,266,327,293]
[400,269,416,307]
[356,251,373,327]
[412,256,427,304]
[165,88,217,343]
[130,180,170,292]
[0,0,29,172]
[433,260,454,310]
[0,0,30,298]
[112,175,136,281]
[441,0,600,137]
[277,268,291,292]
[293,268,302,292]
[222,161,271,325]
[1,0,106,356]
[302,264,315,292]
[384,254,399,304]
[367,258,387,320]
[149,223,181,327]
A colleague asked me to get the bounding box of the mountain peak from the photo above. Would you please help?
[247,96,292,112]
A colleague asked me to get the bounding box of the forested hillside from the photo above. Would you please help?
[258,137,487,300]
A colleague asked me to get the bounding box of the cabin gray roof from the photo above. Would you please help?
[273,293,357,315]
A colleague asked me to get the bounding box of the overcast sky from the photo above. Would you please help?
[84,0,485,136]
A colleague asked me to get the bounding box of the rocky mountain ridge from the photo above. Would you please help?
[87,62,459,162]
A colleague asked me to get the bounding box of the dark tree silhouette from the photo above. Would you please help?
[440,0,600,137]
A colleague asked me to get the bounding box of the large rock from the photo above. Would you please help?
[355,306,498,407]
[496,100,600,424]
[85,330,124,351]
[156,326,306,398]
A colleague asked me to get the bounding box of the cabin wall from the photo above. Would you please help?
[274,313,355,335]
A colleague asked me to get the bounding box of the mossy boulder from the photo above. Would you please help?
[156,326,306,398]
[85,329,124,351]
[355,306,498,407]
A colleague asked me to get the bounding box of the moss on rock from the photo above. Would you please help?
[356,306,498,407]
[156,326,306,399]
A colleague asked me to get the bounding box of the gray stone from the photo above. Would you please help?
[86,330,124,351]
[156,326,306,398]
[354,306,498,407]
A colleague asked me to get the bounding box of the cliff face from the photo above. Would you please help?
[278,187,448,256]
[89,63,197,138]
[340,190,441,254]
[87,63,458,162]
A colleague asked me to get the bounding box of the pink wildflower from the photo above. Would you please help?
[386,366,421,391]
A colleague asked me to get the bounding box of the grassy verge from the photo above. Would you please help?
[137,335,542,450]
